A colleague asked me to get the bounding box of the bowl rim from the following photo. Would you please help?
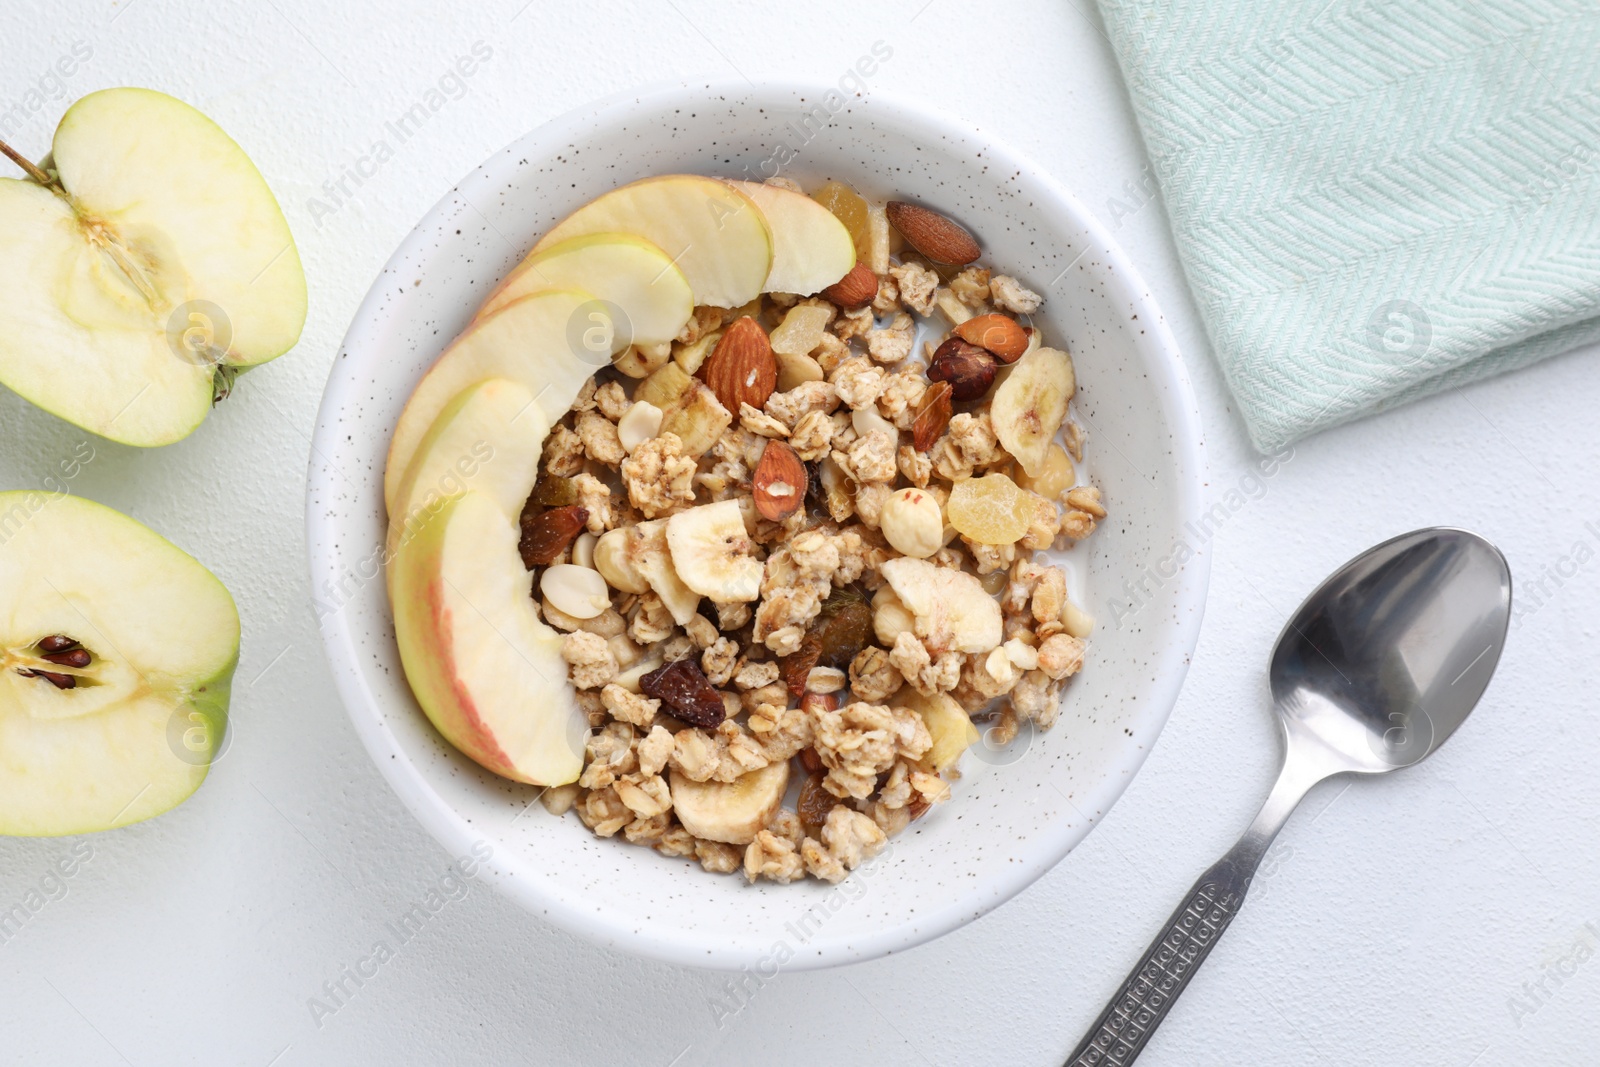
[306,79,1211,970]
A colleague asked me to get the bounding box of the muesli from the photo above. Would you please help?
[520,179,1101,883]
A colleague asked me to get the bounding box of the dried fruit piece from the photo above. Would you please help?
[518,504,589,568]
[752,439,807,521]
[670,761,789,845]
[885,201,981,265]
[700,316,776,414]
[927,338,998,401]
[817,598,872,667]
[879,557,1004,654]
[822,262,878,309]
[798,746,824,774]
[782,633,822,698]
[637,361,734,457]
[946,473,1034,545]
[640,658,727,728]
[955,314,1029,362]
[991,346,1075,477]
[812,181,871,261]
[797,772,838,835]
[872,586,917,647]
[666,500,763,602]
[769,304,832,358]
[673,328,721,376]
[912,380,953,452]
[781,596,868,697]
[900,688,980,772]
[1015,443,1076,501]
[529,473,578,507]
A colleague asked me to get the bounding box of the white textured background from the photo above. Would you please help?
[3,1,1597,1064]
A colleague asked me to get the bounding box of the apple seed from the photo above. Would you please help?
[18,668,76,690]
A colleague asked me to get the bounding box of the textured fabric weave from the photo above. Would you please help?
[1096,0,1600,451]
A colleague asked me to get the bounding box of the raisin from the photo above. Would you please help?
[797,773,838,835]
[798,747,824,774]
[529,474,578,508]
[816,599,872,668]
[639,659,726,728]
[781,632,823,698]
[517,505,588,568]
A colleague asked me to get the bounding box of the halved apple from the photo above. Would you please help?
[726,180,855,295]
[391,490,585,786]
[533,175,772,308]
[0,491,240,835]
[476,233,693,338]
[0,88,306,446]
[384,288,619,518]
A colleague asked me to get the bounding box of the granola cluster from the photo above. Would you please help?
[522,178,1103,884]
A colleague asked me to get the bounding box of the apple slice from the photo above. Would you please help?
[384,288,619,518]
[390,378,549,526]
[391,490,585,786]
[0,88,306,446]
[533,175,772,308]
[0,491,240,836]
[476,233,693,341]
[726,180,855,295]
[385,377,550,591]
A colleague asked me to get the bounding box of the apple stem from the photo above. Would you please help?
[0,137,60,191]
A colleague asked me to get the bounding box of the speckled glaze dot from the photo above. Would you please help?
[306,82,1208,971]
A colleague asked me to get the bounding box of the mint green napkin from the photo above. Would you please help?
[1095,0,1600,451]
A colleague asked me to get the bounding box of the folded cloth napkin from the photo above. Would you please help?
[1095,0,1600,451]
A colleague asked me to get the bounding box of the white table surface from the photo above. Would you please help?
[5,1,1597,1064]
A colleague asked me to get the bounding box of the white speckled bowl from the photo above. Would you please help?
[307,82,1208,970]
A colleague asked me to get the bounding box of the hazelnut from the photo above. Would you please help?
[926,338,997,400]
[879,487,944,559]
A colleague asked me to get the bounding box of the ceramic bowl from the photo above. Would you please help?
[307,81,1208,970]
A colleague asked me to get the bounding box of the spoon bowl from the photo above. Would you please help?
[1270,527,1513,776]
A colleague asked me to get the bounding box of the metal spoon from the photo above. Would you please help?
[1066,527,1512,1066]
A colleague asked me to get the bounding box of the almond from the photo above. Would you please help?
[518,505,589,568]
[885,202,981,265]
[927,337,997,400]
[752,439,807,521]
[821,262,878,309]
[955,313,1029,362]
[912,380,953,452]
[700,316,776,414]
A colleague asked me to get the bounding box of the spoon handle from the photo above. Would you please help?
[1064,754,1320,1066]
[1062,847,1255,1066]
